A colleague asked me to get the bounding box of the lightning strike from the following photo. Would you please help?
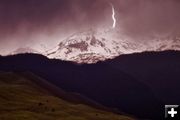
[111,4,116,29]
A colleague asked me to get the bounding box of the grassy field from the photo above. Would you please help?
[0,72,134,120]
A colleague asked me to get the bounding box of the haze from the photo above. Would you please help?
[0,0,180,55]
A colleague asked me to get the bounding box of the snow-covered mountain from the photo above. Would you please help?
[11,47,39,55]
[45,29,141,63]
[6,29,180,64]
[44,29,180,63]
[147,36,180,51]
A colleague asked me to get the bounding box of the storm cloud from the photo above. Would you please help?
[114,0,180,39]
[0,0,180,54]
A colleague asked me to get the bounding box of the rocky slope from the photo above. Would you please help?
[45,29,180,63]
[45,29,140,63]
[7,29,180,64]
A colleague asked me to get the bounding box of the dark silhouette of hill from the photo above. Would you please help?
[106,50,180,104]
[0,51,175,119]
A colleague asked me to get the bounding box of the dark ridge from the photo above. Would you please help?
[105,50,180,104]
[1,50,179,119]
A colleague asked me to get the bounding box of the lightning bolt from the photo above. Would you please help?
[110,4,116,29]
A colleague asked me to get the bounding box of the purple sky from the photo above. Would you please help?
[0,0,180,54]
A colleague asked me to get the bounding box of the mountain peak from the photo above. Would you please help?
[8,30,180,64]
[46,30,124,63]
[11,47,39,55]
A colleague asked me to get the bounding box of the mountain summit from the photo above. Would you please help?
[46,30,180,63]
[45,29,140,63]
[11,47,39,55]
[6,29,180,64]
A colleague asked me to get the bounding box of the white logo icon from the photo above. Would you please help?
[168,108,177,117]
[165,105,179,118]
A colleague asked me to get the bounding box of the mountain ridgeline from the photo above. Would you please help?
[0,50,180,119]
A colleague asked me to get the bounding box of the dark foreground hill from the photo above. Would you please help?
[1,51,178,119]
[0,71,134,120]
[106,50,180,104]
